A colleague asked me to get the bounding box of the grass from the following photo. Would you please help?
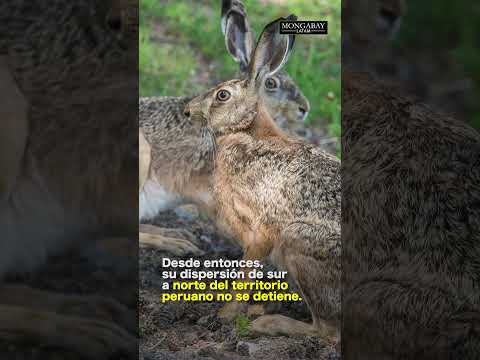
[140,0,341,139]
[139,25,202,96]
[235,314,251,337]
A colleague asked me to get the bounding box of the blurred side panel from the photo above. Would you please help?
[0,1,139,358]
[342,0,480,359]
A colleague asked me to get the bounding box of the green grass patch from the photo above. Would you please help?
[235,314,251,338]
[140,20,203,96]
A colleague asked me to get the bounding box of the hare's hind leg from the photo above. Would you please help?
[0,57,28,203]
[139,224,204,256]
[251,222,340,338]
[218,226,275,321]
[0,284,137,358]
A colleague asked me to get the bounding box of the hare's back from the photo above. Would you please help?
[343,86,480,280]
[139,96,194,134]
[217,136,341,223]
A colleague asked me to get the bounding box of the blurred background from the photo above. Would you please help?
[140,0,342,147]
[352,0,480,130]
[396,1,480,129]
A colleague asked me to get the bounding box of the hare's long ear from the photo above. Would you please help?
[221,0,255,72]
[248,15,296,84]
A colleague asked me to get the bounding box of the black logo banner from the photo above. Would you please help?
[280,20,328,35]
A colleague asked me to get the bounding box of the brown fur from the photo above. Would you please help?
[342,70,480,359]
[140,96,215,212]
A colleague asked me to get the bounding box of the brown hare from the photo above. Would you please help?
[139,0,310,255]
[0,0,137,358]
[184,16,341,338]
[341,71,480,358]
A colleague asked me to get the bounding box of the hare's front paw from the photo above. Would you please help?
[0,285,137,359]
[250,314,317,337]
[162,237,204,256]
[0,306,138,359]
[3,284,137,335]
[58,294,137,334]
[218,301,248,322]
[139,225,204,256]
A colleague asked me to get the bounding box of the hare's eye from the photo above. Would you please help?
[265,77,278,90]
[216,90,231,102]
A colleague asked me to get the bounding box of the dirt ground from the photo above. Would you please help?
[139,203,340,360]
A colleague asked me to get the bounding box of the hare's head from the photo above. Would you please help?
[185,16,297,136]
[221,1,309,126]
[343,0,405,44]
[100,0,138,46]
